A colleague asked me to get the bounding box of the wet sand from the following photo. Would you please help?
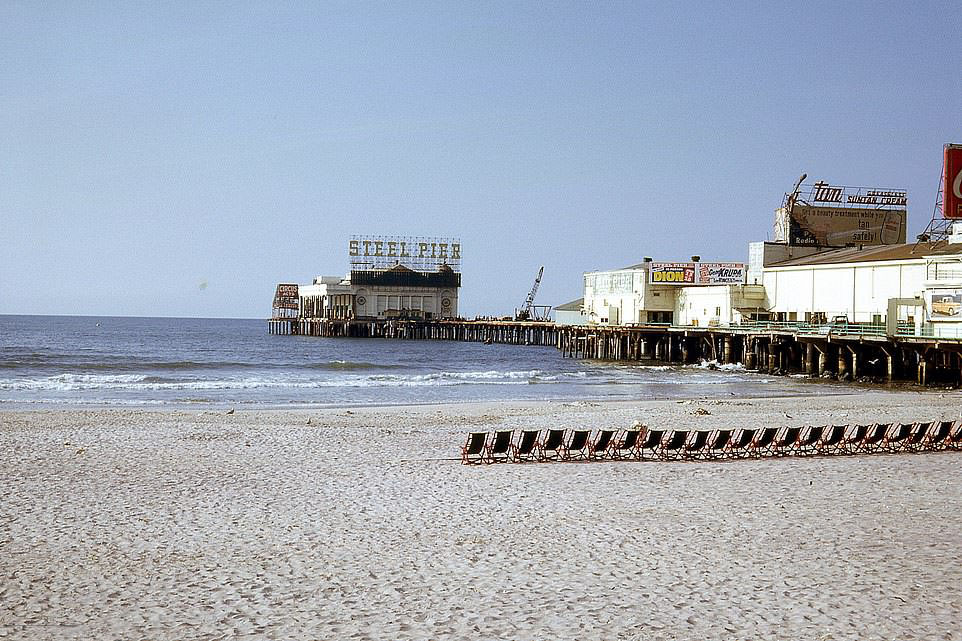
[1,390,961,640]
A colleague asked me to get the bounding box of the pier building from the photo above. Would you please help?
[554,298,586,326]
[582,259,758,327]
[279,235,461,323]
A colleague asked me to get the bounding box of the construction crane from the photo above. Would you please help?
[516,266,545,321]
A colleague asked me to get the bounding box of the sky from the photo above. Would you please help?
[2,1,960,318]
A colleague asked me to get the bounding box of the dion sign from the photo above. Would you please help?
[945,145,962,220]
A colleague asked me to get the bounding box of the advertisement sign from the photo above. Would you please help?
[781,205,906,247]
[650,263,695,284]
[945,145,962,220]
[927,290,962,321]
[698,263,746,284]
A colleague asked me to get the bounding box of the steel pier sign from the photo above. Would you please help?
[349,235,461,271]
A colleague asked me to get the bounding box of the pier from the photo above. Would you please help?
[269,316,962,387]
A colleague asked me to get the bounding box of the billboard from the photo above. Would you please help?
[650,262,695,284]
[779,205,906,247]
[648,262,746,285]
[349,236,461,271]
[698,263,746,284]
[945,145,962,220]
[927,290,962,321]
[777,181,907,247]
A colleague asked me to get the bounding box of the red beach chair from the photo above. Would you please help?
[486,430,514,463]
[589,429,616,460]
[659,430,689,460]
[818,425,848,456]
[563,430,592,461]
[540,429,566,461]
[750,427,779,458]
[609,428,642,460]
[883,423,913,453]
[703,429,732,460]
[462,432,488,465]
[861,423,891,454]
[682,430,710,460]
[514,429,541,462]
[926,420,955,451]
[727,429,756,459]
[637,429,664,461]
[841,424,870,455]
[774,426,802,457]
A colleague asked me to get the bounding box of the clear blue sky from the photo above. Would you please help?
[2,1,960,318]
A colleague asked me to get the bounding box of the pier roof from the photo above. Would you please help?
[768,242,962,267]
[554,298,584,311]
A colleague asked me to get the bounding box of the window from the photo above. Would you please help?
[715,306,721,316]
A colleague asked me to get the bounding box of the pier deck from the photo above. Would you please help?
[268,317,962,386]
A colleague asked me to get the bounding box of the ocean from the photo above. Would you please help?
[0,315,834,409]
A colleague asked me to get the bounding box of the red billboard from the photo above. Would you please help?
[946,145,962,220]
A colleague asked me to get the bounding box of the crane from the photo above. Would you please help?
[516,266,544,321]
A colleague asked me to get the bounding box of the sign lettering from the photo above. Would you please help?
[349,236,461,270]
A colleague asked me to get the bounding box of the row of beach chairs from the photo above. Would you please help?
[461,420,962,464]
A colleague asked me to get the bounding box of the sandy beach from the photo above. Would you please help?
[2,389,961,640]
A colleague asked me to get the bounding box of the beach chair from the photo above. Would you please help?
[659,430,689,460]
[795,425,824,456]
[703,429,732,460]
[924,420,953,451]
[682,430,710,460]
[818,425,848,456]
[609,428,642,460]
[883,423,913,453]
[946,422,962,451]
[774,426,802,457]
[486,430,514,463]
[902,422,932,453]
[462,432,488,465]
[540,429,566,461]
[589,429,616,460]
[514,429,541,462]
[563,430,592,461]
[727,428,756,459]
[750,427,779,458]
[841,424,869,455]
[861,423,891,454]
[637,429,664,461]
